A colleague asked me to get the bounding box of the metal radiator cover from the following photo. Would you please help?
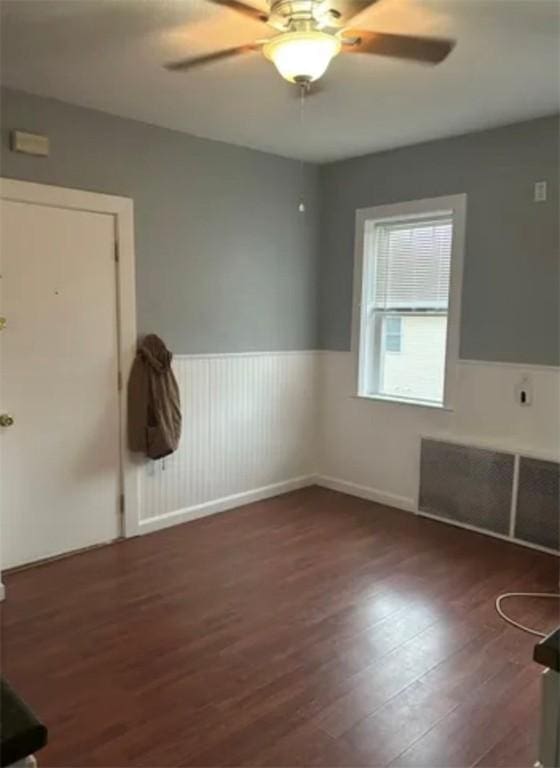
[419,439,514,535]
[515,457,560,551]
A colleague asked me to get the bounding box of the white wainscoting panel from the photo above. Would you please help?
[138,352,317,530]
[317,351,560,512]
[137,349,559,536]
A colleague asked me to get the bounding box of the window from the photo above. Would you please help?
[384,317,402,353]
[354,195,466,408]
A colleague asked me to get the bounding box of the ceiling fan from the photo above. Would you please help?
[165,0,456,87]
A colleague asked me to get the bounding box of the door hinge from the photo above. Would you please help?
[114,240,120,262]
[119,493,125,516]
[117,371,123,391]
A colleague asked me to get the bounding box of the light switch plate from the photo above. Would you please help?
[534,180,547,202]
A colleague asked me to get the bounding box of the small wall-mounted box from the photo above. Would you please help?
[10,130,49,157]
[534,180,547,202]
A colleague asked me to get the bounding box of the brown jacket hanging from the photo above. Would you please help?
[128,334,182,460]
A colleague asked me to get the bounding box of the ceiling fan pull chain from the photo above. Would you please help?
[298,82,307,213]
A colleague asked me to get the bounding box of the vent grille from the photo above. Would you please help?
[515,458,560,551]
[419,439,513,535]
[419,439,559,552]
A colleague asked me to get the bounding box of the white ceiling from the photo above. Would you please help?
[1,0,559,162]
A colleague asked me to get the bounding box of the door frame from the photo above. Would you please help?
[0,178,140,544]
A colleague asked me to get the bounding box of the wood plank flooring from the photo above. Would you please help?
[2,487,559,767]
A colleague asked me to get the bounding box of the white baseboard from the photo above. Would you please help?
[316,475,559,557]
[138,475,315,535]
[417,509,560,557]
[315,475,416,513]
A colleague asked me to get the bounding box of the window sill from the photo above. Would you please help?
[353,393,454,412]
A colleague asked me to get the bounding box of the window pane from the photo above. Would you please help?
[385,317,402,334]
[379,314,448,403]
[385,335,401,353]
[374,219,452,311]
[384,316,402,352]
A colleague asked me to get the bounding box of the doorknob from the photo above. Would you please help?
[0,414,14,427]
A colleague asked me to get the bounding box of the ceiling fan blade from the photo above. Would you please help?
[342,29,455,64]
[324,1,379,25]
[206,0,268,23]
[165,43,261,72]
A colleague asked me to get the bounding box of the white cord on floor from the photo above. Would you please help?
[495,592,560,638]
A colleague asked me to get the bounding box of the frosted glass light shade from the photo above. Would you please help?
[263,31,341,83]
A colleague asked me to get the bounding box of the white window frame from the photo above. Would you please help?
[351,194,467,410]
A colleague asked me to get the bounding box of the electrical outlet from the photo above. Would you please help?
[516,375,532,406]
[534,180,547,202]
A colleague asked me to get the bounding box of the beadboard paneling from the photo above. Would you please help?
[318,351,560,510]
[137,350,559,545]
[138,352,317,526]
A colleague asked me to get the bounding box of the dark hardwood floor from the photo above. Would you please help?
[2,487,559,767]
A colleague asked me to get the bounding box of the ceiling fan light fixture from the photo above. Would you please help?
[263,30,341,83]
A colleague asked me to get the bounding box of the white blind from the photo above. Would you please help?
[373,217,452,311]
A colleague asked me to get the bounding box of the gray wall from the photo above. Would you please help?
[0,87,319,354]
[2,87,558,365]
[319,116,560,365]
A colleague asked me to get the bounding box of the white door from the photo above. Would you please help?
[0,198,121,569]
